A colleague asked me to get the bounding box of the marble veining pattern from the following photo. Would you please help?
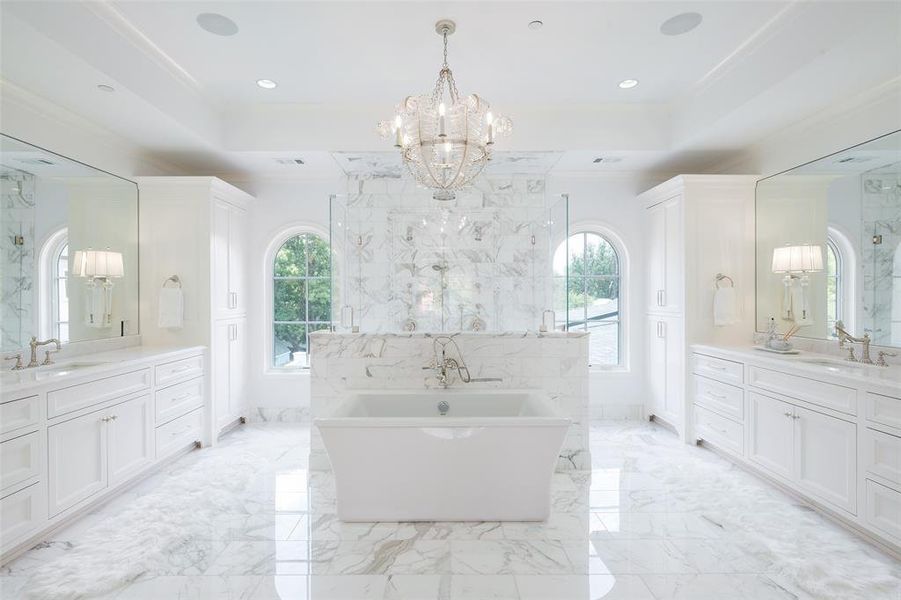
[310,331,590,471]
[332,174,565,334]
[2,420,899,599]
[1,168,36,351]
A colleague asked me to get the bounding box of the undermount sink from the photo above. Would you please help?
[796,356,867,372]
[34,361,108,378]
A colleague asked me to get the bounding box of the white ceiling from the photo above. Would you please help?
[1,1,899,179]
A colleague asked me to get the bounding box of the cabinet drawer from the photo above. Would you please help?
[693,376,743,421]
[748,366,856,415]
[155,355,204,388]
[864,428,901,486]
[866,392,901,431]
[865,479,901,543]
[0,431,41,491]
[1,395,39,436]
[694,405,743,456]
[155,378,204,425]
[1,482,42,550]
[156,408,202,459]
[692,354,743,386]
[47,369,151,419]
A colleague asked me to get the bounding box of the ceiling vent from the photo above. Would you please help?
[836,156,872,164]
[275,158,305,166]
[18,158,55,166]
[593,157,623,164]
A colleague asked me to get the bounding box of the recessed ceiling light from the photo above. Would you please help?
[196,13,239,36]
[618,79,639,89]
[528,20,543,30]
[660,12,703,36]
[256,79,278,89]
[97,84,115,93]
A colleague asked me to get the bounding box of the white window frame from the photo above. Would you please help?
[564,222,631,372]
[37,227,69,341]
[263,223,330,375]
[827,224,856,336]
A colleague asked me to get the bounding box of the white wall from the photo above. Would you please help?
[238,177,342,414]
[549,175,663,416]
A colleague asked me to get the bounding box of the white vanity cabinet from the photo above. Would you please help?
[138,177,252,438]
[690,344,901,553]
[0,346,206,564]
[640,176,756,438]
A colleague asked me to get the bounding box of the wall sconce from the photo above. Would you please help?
[772,244,823,322]
[73,249,124,328]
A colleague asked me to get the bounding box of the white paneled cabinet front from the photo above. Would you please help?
[213,198,247,318]
[646,195,682,315]
[646,315,683,427]
[48,394,154,518]
[107,395,155,485]
[48,409,107,517]
[794,405,857,514]
[749,392,795,480]
[214,319,246,431]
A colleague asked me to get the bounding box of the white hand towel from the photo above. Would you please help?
[158,287,184,329]
[713,286,738,326]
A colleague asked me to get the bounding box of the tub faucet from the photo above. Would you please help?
[835,321,873,364]
[423,336,471,388]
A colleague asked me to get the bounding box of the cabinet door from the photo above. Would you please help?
[662,316,684,426]
[748,392,794,480]
[213,320,233,430]
[48,410,107,516]
[227,204,247,314]
[212,199,232,316]
[646,317,667,417]
[228,319,247,421]
[662,196,683,313]
[794,406,857,514]
[646,204,666,311]
[108,395,154,485]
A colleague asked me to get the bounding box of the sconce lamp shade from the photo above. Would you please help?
[771,244,824,273]
[73,249,124,278]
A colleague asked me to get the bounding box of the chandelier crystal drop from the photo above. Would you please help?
[378,20,512,201]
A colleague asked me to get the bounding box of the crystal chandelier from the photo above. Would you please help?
[379,20,512,201]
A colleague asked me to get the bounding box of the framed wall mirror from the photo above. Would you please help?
[756,130,901,346]
[0,134,139,352]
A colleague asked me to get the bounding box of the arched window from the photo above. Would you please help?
[39,227,69,342]
[555,230,624,367]
[271,232,331,369]
[825,238,841,335]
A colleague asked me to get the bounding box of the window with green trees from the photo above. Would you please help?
[556,231,621,366]
[272,233,331,368]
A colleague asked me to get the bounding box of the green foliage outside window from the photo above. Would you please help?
[273,233,331,368]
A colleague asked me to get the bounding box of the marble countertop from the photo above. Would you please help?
[311,330,589,339]
[1,345,206,399]
[691,344,901,391]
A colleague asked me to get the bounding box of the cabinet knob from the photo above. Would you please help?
[101,416,110,423]
[110,415,117,420]
[783,412,792,418]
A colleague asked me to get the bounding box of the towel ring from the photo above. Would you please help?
[715,273,734,288]
[162,275,182,288]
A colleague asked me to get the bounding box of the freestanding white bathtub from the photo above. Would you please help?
[315,389,570,522]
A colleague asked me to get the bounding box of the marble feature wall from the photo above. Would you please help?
[310,331,590,472]
[0,169,35,350]
[861,173,901,345]
[332,175,565,333]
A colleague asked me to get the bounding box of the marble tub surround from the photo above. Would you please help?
[310,331,589,471]
[331,174,565,334]
[3,421,899,599]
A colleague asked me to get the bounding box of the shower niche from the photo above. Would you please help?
[330,176,568,333]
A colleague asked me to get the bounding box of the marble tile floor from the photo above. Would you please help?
[2,421,900,600]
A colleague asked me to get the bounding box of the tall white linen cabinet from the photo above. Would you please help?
[138,177,252,442]
[640,175,757,441]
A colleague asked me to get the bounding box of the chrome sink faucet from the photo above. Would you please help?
[28,336,61,368]
[835,321,873,364]
[423,336,472,388]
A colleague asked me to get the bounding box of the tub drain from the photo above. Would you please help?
[438,400,449,416]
